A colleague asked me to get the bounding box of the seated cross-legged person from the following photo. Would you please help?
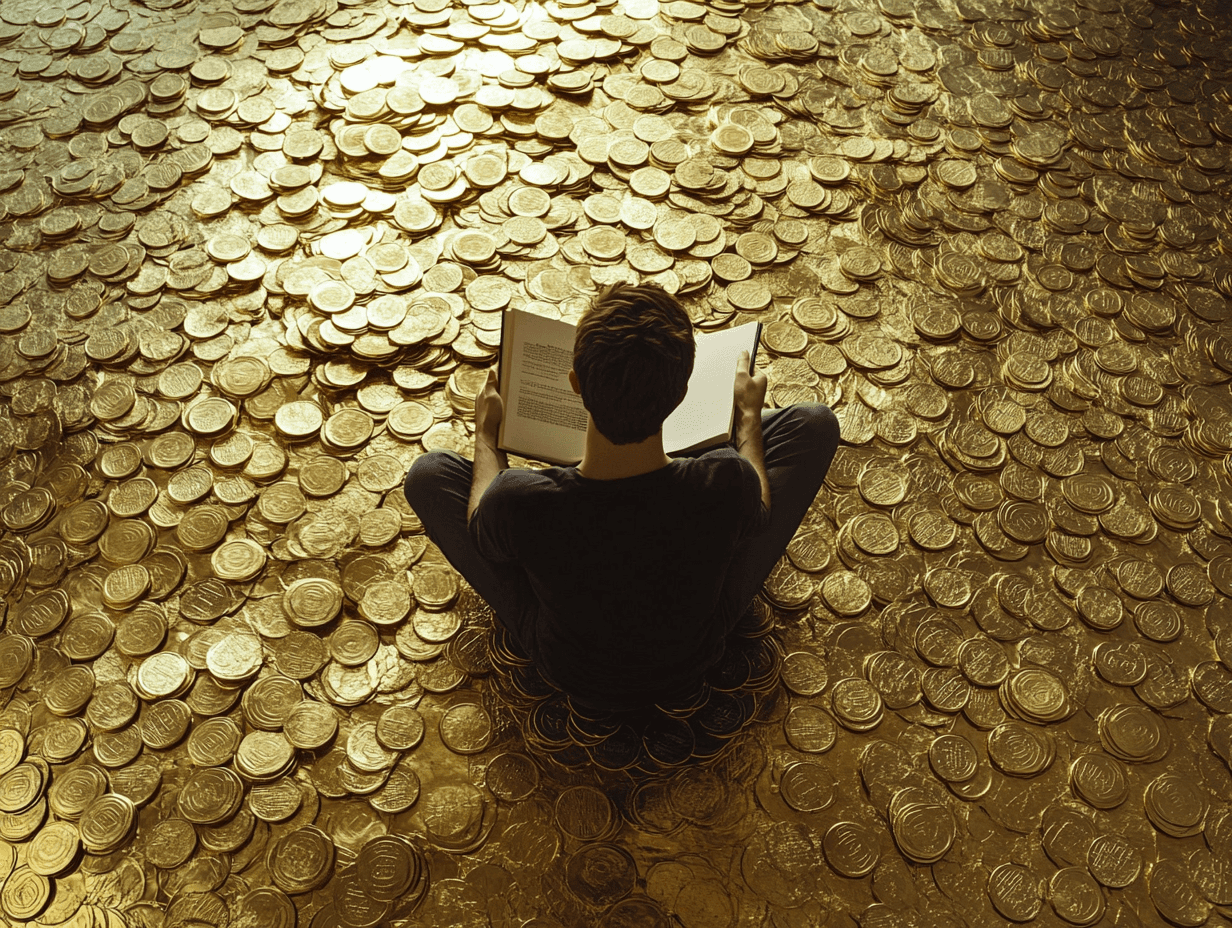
[404,283,842,713]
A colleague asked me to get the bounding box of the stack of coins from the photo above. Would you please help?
[1143,772,1207,839]
[888,785,955,865]
[268,826,336,895]
[1000,666,1074,723]
[987,720,1056,778]
[1098,704,1171,764]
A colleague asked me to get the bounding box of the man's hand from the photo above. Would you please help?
[733,349,768,432]
[474,368,503,444]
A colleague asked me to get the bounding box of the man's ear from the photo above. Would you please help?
[568,369,580,395]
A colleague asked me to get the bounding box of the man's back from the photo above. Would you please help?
[469,447,770,710]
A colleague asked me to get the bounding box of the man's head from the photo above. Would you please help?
[569,283,695,445]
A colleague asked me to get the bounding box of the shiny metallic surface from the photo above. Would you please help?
[0,0,1230,925]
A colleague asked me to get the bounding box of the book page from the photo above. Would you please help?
[662,321,761,455]
[499,310,587,465]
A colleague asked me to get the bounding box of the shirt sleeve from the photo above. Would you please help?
[467,471,522,564]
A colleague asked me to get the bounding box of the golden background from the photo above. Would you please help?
[0,0,1229,924]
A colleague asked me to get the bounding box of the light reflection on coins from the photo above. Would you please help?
[0,0,1227,923]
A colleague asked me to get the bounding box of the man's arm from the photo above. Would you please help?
[733,349,770,513]
[736,417,771,513]
[468,367,509,529]
[467,434,509,528]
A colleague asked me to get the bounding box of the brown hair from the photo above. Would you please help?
[572,283,695,445]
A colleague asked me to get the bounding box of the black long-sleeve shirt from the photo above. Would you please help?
[468,447,770,710]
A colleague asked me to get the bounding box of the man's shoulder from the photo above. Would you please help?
[683,447,753,486]
[701,446,748,467]
[691,446,742,465]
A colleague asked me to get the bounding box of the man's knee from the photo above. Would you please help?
[404,450,461,508]
[794,403,841,450]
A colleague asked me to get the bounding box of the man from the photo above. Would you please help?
[404,283,841,713]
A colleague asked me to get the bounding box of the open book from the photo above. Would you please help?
[496,307,763,467]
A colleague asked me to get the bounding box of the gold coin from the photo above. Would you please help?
[258,483,308,524]
[176,766,243,826]
[211,538,267,582]
[0,762,42,813]
[284,577,343,628]
[47,767,106,822]
[347,722,397,774]
[274,631,330,681]
[275,401,324,440]
[167,465,214,505]
[1,866,50,920]
[1071,753,1129,811]
[187,717,243,767]
[329,621,380,667]
[268,826,335,895]
[43,665,95,717]
[140,699,192,750]
[439,704,492,755]
[376,706,425,752]
[780,651,828,696]
[988,863,1042,921]
[0,793,47,842]
[412,606,462,644]
[184,396,237,437]
[78,793,136,854]
[783,705,836,752]
[368,761,421,815]
[284,701,339,751]
[175,505,229,552]
[147,818,198,869]
[711,123,754,155]
[235,731,295,780]
[410,564,459,610]
[0,732,25,783]
[830,679,883,731]
[820,570,872,616]
[248,779,304,823]
[323,408,374,451]
[15,590,70,637]
[57,499,110,546]
[136,652,192,700]
[823,821,880,879]
[359,509,403,547]
[206,634,264,683]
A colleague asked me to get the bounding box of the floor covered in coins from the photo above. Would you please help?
[0,0,1231,924]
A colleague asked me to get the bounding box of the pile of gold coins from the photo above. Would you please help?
[0,0,1231,922]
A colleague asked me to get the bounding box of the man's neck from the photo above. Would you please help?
[576,421,673,480]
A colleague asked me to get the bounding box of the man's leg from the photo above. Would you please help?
[714,403,842,635]
[403,450,538,658]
